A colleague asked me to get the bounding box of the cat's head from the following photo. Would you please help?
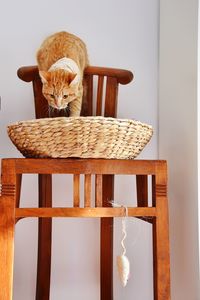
[39,70,77,110]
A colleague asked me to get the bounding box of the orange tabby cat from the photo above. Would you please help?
[37,31,89,116]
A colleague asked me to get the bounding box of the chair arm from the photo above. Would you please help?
[17,65,134,85]
[17,66,38,82]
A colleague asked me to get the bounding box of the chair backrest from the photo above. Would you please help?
[17,66,133,118]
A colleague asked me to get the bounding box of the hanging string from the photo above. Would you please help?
[121,206,128,256]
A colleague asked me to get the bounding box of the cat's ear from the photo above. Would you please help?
[68,73,77,85]
[39,71,50,84]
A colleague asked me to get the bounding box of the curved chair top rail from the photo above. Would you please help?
[17,65,134,85]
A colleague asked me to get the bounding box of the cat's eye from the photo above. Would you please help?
[50,94,54,98]
[63,95,68,99]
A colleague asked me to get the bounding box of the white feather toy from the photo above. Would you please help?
[111,202,130,287]
[117,254,130,287]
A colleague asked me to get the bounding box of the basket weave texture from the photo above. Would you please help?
[7,116,153,159]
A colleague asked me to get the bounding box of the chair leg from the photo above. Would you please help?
[152,175,158,300]
[154,164,170,300]
[100,175,114,300]
[154,198,170,299]
[152,218,158,300]
[137,174,170,299]
[0,196,15,300]
[36,174,52,300]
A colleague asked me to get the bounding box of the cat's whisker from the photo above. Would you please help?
[47,105,56,117]
[47,105,51,117]
[42,104,50,116]
[64,106,70,117]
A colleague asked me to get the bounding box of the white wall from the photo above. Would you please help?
[0,0,159,299]
[198,0,200,280]
[159,1,200,299]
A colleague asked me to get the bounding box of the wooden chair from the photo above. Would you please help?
[0,65,170,300]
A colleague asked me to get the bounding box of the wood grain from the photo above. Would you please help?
[0,160,16,300]
[16,174,22,208]
[95,175,103,207]
[96,76,104,116]
[1,184,16,196]
[101,78,117,300]
[136,175,152,223]
[152,174,157,299]
[81,74,93,116]
[15,207,157,218]
[17,65,134,85]
[0,196,15,300]
[101,174,114,300]
[104,77,118,118]
[73,175,80,207]
[154,162,170,299]
[84,174,91,207]
[11,158,158,175]
[136,175,148,207]
[36,174,52,300]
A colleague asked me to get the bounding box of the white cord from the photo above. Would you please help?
[121,206,128,256]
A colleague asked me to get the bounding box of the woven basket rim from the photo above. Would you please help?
[7,116,153,160]
[7,116,153,129]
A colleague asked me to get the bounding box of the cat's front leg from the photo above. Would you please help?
[69,85,83,117]
[69,97,82,117]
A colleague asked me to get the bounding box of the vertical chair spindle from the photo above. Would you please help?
[136,175,148,207]
[104,77,118,117]
[95,174,103,207]
[16,174,22,209]
[84,174,91,207]
[83,75,93,116]
[73,175,80,207]
[96,76,104,116]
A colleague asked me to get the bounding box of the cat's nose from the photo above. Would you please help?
[55,97,62,109]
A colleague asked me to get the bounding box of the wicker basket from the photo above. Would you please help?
[7,116,153,159]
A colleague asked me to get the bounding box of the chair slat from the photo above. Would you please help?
[136,175,148,207]
[33,77,49,119]
[95,174,103,207]
[16,174,22,208]
[84,174,91,207]
[104,77,118,118]
[73,175,80,207]
[152,175,156,206]
[96,76,104,116]
[82,74,93,116]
